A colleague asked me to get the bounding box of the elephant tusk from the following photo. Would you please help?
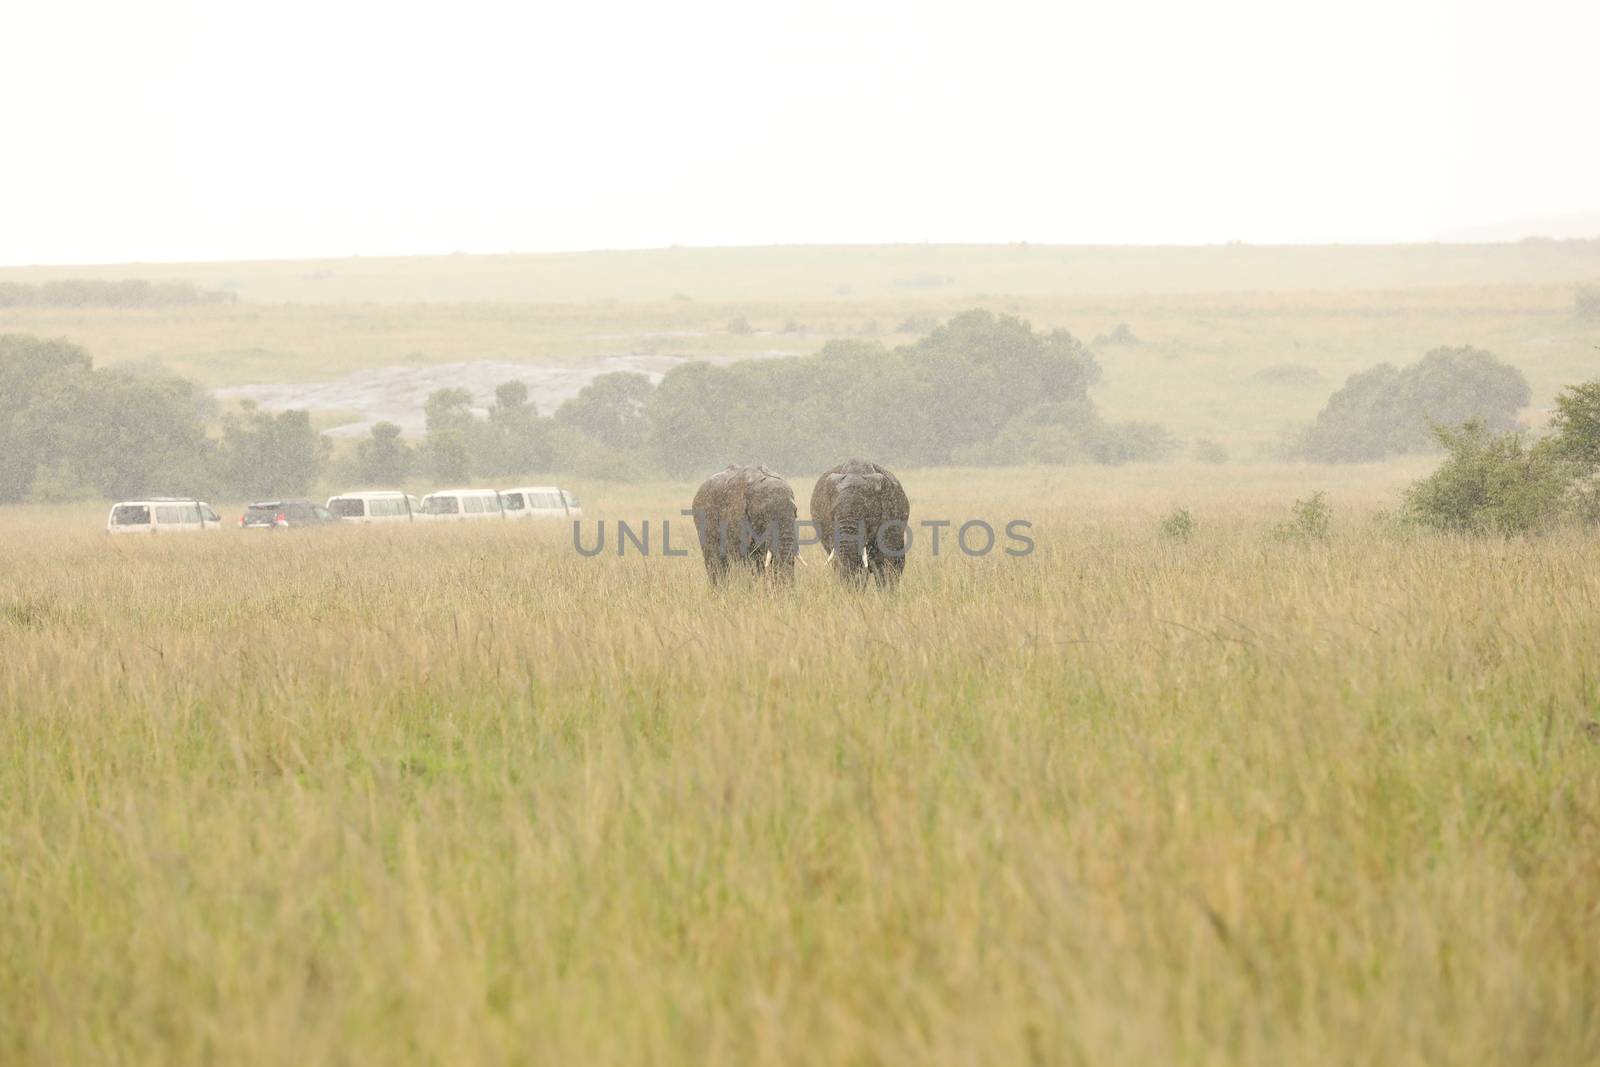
[825,549,834,564]
[862,547,870,570]
[796,553,808,567]
[764,549,773,568]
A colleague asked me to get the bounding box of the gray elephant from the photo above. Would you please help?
[690,465,798,583]
[810,459,910,587]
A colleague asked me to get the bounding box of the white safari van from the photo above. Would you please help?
[326,491,421,523]
[499,486,582,519]
[106,498,224,534]
[418,488,506,521]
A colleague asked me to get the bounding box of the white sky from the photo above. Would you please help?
[3,0,1597,265]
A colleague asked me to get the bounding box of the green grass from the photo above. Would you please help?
[1,465,1596,1064]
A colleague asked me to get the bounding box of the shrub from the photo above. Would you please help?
[1274,491,1331,541]
[1547,379,1600,469]
[1295,346,1529,462]
[727,316,754,336]
[895,314,938,335]
[1194,439,1229,464]
[1159,507,1195,541]
[1403,421,1572,535]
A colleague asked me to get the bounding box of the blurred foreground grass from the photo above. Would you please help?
[1,465,1597,1065]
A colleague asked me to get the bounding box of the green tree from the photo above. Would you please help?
[1547,379,1600,469]
[218,403,330,496]
[43,370,217,500]
[353,422,412,484]
[556,372,654,452]
[1404,421,1572,535]
[482,380,551,476]
[0,335,93,502]
[1297,346,1530,462]
[423,388,477,481]
[424,388,475,435]
[426,430,471,482]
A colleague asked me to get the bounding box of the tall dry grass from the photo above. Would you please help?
[1,466,1597,1065]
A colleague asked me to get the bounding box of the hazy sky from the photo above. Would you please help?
[5,0,1597,265]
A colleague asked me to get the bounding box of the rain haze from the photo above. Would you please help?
[3,0,1599,263]
[4,3,1600,1064]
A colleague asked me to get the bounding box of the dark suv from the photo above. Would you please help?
[239,500,338,529]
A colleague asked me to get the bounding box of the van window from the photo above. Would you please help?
[314,505,335,521]
[113,504,150,525]
[502,493,524,511]
[156,505,200,524]
[201,505,220,523]
[423,496,460,515]
[464,497,484,514]
[331,498,365,518]
[563,491,580,508]
[536,492,561,509]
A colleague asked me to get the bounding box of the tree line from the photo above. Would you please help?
[397,309,1178,484]
[0,279,236,309]
[0,335,322,504]
[2,311,1178,503]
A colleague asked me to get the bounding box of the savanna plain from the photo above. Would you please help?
[3,467,1599,1065]
[2,244,1599,1065]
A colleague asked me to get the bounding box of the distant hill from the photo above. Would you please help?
[0,241,1598,305]
[1437,211,1600,243]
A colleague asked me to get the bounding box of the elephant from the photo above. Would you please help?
[810,459,910,587]
[690,465,798,583]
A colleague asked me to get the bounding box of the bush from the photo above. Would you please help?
[1274,492,1331,541]
[1194,439,1229,464]
[1403,421,1573,536]
[1159,507,1195,541]
[1547,379,1600,469]
[545,425,650,481]
[727,316,754,336]
[1295,346,1530,462]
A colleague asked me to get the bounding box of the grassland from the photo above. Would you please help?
[2,465,1597,1065]
[2,284,1597,456]
[5,241,1600,304]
